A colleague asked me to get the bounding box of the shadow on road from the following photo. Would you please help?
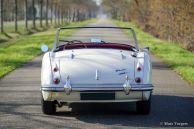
[0,94,194,128]
[55,95,194,127]
[152,61,170,70]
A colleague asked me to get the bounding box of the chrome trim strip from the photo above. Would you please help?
[60,100,141,103]
[41,84,153,92]
[42,83,153,87]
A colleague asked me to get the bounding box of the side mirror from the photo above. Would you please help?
[143,47,150,53]
[41,44,49,52]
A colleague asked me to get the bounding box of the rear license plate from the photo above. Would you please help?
[80,92,115,100]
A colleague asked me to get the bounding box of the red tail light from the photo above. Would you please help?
[53,78,60,84]
[137,67,142,72]
[135,77,141,83]
[53,67,58,72]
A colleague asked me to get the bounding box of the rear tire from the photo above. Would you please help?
[136,96,151,114]
[41,96,56,115]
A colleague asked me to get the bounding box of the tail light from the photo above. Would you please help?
[137,67,142,72]
[135,77,141,83]
[53,67,58,72]
[53,78,60,84]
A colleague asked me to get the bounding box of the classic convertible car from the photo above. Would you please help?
[41,27,153,115]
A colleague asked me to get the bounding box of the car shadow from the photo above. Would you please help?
[152,61,171,70]
[55,95,194,127]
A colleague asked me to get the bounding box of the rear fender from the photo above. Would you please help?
[41,52,53,86]
[143,52,152,83]
[135,52,151,84]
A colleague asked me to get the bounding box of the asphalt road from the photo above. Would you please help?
[0,19,194,129]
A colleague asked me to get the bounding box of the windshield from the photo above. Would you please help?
[53,27,139,51]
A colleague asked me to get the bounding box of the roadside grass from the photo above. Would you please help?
[0,20,70,43]
[114,20,194,84]
[0,19,95,78]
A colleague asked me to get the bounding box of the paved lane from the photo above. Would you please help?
[0,19,194,129]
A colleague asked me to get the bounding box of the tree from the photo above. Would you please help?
[0,0,99,33]
[54,1,57,26]
[32,0,36,28]
[14,0,18,32]
[40,0,43,27]
[45,0,48,26]
[102,0,194,51]
[50,0,53,24]
[25,0,28,29]
[0,0,3,32]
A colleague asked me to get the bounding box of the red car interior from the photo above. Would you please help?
[55,42,135,52]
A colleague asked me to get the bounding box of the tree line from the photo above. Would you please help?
[0,0,98,33]
[103,0,194,51]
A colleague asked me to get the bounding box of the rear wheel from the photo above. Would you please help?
[41,96,56,115]
[136,96,151,114]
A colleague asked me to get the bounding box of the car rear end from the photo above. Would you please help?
[41,49,153,114]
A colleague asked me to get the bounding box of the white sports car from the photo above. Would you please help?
[41,27,153,115]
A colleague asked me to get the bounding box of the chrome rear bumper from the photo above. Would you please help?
[41,84,153,92]
[41,84,153,102]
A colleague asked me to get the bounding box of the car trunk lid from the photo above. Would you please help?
[54,49,135,85]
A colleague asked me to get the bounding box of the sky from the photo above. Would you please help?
[94,0,102,5]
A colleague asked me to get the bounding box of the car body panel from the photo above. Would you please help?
[52,49,135,85]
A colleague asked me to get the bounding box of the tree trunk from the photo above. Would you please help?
[64,10,68,22]
[0,0,3,33]
[25,0,28,29]
[57,5,60,25]
[45,0,48,26]
[14,0,18,32]
[32,0,36,28]
[77,9,80,21]
[54,4,57,26]
[67,9,70,22]
[50,0,53,24]
[40,0,43,27]
[72,9,76,22]
[61,8,63,25]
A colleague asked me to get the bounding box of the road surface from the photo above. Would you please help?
[0,19,194,129]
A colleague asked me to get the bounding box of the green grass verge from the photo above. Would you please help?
[0,20,70,43]
[0,19,95,78]
[114,20,194,85]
